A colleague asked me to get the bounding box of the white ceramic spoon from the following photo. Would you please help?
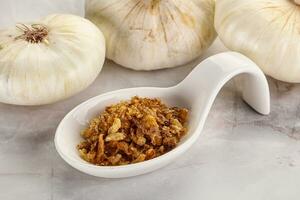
[55,52,270,178]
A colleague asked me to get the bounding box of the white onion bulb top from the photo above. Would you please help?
[86,0,216,70]
[0,14,105,105]
[215,0,300,82]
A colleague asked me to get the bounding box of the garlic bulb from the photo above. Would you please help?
[215,0,300,83]
[86,0,216,70]
[0,14,105,105]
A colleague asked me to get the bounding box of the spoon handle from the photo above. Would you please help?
[176,51,270,115]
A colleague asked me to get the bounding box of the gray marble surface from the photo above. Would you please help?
[0,39,299,200]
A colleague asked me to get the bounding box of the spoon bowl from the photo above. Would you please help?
[55,52,270,178]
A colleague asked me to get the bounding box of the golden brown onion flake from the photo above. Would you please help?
[77,96,189,166]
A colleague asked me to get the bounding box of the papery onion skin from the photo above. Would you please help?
[215,0,300,83]
[86,0,216,70]
[0,14,105,105]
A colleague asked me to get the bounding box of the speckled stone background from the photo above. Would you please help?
[0,39,299,200]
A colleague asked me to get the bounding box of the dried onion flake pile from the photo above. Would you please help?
[77,96,189,166]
